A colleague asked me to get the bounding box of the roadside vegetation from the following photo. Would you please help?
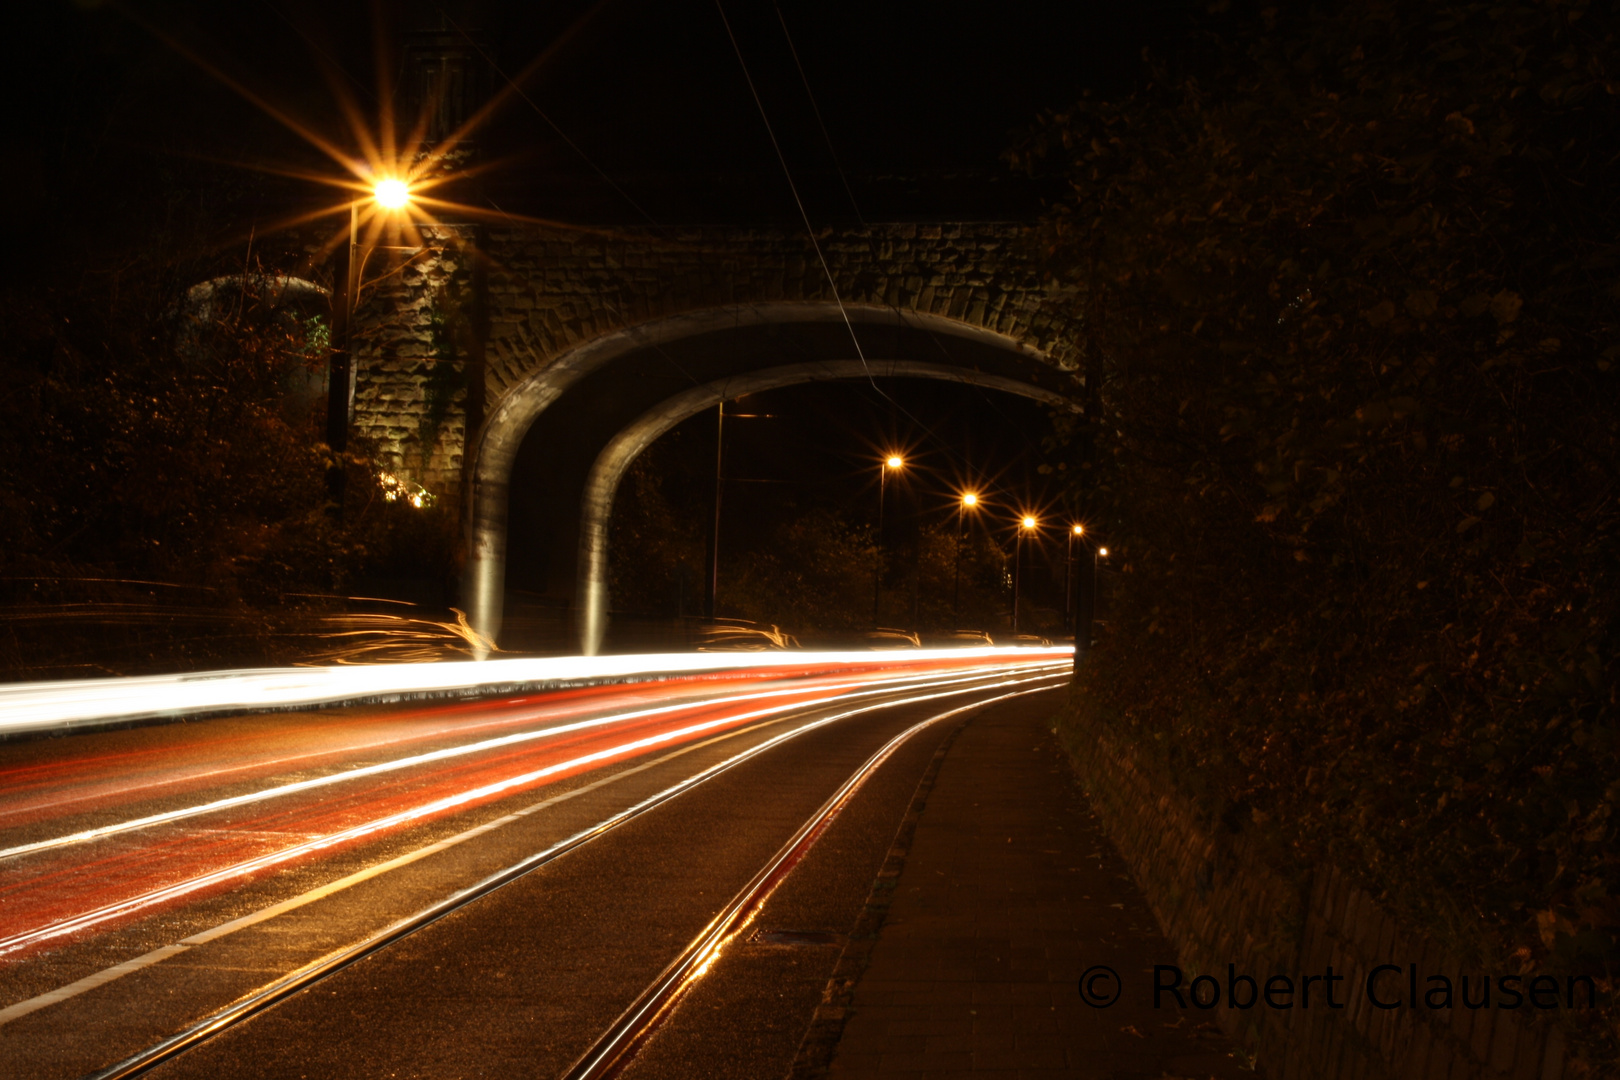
[1021,1,1618,1066]
[0,266,460,678]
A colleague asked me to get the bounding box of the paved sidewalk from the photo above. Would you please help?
[821,695,1259,1079]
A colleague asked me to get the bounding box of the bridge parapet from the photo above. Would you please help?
[347,222,1079,503]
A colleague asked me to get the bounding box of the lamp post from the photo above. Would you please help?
[874,454,903,626]
[952,491,979,626]
[327,178,412,513]
[1065,523,1084,622]
[1013,515,1036,636]
[707,398,725,619]
[1074,541,1108,667]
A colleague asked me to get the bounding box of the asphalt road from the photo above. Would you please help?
[0,655,1066,1079]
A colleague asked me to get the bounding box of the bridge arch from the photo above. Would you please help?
[465,301,1080,653]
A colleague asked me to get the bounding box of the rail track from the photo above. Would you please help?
[75,668,1067,1080]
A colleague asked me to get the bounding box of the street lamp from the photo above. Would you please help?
[1074,541,1109,667]
[373,178,411,210]
[1013,515,1037,636]
[327,178,414,510]
[1065,523,1084,622]
[873,454,904,625]
[952,492,980,625]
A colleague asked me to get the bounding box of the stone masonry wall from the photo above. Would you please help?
[1064,719,1571,1080]
[347,222,1077,503]
[349,227,482,502]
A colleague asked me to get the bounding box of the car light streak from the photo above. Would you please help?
[0,717,784,1031]
[0,669,1044,942]
[562,681,1064,1080]
[0,674,781,825]
[77,671,1066,1080]
[0,661,1050,862]
[0,647,1071,735]
[0,664,1068,959]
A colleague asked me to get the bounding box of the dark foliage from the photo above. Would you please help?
[1017,0,1619,1064]
[0,266,458,677]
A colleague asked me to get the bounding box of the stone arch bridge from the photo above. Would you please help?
[340,221,1085,653]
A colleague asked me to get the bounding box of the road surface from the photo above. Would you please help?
[0,651,1068,1079]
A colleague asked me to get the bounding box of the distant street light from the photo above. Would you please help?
[873,454,905,625]
[952,491,981,625]
[1074,541,1109,667]
[1013,515,1037,635]
[327,178,414,511]
[1065,523,1084,621]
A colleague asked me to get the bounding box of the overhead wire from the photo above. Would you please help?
[770,11,1068,472]
[712,0,881,395]
[771,0,863,225]
[748,4,1064,499]
[453,4,1060,521]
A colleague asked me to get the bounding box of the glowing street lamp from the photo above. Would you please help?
[874,454,906,625]
[1074,539,1109,667]
[952,491,981,625]
[1013,514,1038,636]
[1065,523,1084,621]
[373,178,411,210]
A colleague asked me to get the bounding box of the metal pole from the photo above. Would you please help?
[1012,530,1022,635]
[707,400,724,619]
[951,503,964,626]
[1065,531,1073,622]
[872,465,886,626]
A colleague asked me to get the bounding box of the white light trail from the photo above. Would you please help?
[0,648,1071,736]
[0,663,1050,861]
[0,666,1069,958]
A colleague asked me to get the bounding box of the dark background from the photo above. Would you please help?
[8,0,1187,251]
[5,0,1184,646]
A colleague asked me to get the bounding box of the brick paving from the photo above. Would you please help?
[821,695,1260,1079]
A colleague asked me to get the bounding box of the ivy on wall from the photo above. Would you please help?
[1018,1,1618,1067]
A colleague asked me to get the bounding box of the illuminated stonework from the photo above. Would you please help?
[343,222,1083,503]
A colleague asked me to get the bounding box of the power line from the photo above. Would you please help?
[734,5,1048,483]
[771,1,863,225]
[712,0,879,394]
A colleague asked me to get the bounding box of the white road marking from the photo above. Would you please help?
[0,666,1066,1027]
[0,666,1018,862]
[0,718,769,1027]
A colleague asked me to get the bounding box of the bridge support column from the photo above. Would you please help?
[466,472,508,659]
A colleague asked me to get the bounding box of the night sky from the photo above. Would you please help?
[13,1,1188,230]
[11,0,1185,626]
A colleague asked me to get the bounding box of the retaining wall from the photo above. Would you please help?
[1065,723,1569,1080]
